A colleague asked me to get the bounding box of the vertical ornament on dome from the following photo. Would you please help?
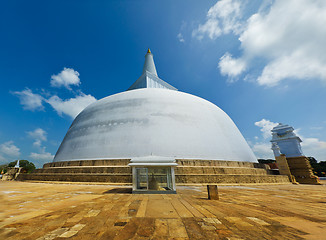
[142,48,158,76]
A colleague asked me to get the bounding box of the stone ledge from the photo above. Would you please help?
[17,159,289,185]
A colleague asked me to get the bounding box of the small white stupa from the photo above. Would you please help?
[271,123,303,158]
[270,123,321,185]
[14,160,20,168]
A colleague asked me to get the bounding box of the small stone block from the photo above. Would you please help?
[114,221,127,226]
[70,224,86,231]
[59,230,79,238]
[203,218,222,224]
[207,185,219,200]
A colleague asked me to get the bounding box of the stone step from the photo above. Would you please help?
[175,166,269,175]
[34,166,132,174]
[34,166,269,175]
[17,173,132,183]
[43,159,130,168]
[45,159,269,169]
[18,159,289,185]
[176,159,268,169]
[175,174,290,184]
[18,173,289,185]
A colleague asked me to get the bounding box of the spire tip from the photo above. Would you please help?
[147,48,151,54]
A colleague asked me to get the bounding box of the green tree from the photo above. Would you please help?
[308,157,326,177]
[0,164,8,174]
[257,159,276,164]
[8,160,36,173]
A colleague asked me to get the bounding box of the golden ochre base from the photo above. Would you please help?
[275,155,321,185]
[16,159,290,185]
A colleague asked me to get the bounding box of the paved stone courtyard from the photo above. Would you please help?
[1,181,326,239]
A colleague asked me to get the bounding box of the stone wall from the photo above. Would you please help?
[286,156,321,184]
[1,167,22,181]
[17,159,290,185]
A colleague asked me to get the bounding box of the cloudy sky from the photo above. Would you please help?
[1,0,326,167]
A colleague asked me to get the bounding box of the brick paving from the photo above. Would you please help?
[0,181,326,239]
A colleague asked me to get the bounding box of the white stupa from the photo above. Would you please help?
[53,49,256,163]
[271,123,304,158]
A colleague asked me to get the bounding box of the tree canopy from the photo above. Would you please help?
[7,160,36,173]
[308,157,326,177]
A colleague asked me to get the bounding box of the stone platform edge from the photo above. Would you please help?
[16,158,290,185]
[43,158,269,169]
[14,180,291,186]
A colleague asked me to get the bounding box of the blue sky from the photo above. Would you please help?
[1,0,326,167]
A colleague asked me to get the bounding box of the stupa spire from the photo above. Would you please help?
[127,49,177,91]
[142,48,158,76]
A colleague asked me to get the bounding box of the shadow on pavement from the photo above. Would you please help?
[103,188,132,194]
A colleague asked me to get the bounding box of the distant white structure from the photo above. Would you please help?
[53,49,257,163]
[14,160,20,168]
[271,123,304,158]
[271,142,281,157]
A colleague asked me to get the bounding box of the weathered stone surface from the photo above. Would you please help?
[1,167,22,181]
[286,156,321,185]
[1,181,326,239]
[207,185,219,200]
[17,159,290,185]
[175,174,290,184]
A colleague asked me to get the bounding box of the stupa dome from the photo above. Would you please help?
[53,50,257,163]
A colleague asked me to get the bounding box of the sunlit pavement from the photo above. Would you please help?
[1,181,326,239]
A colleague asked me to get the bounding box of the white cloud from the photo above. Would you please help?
[12,88,44,111]
[241,0,326,86]
[27,128,54,162]
[193,19,221,40]
[30,152,54,160]
[33,139,42,148]
[177,33,185,43]
[30,147,54,161]
[254,119,278,139]
[294,129,326,160]
[207,0,242,34]
[252,119,278,158]
[50,67,80,90]
[0,141,20,158]
[252,120,326,160]
[27,128,47,142]
[302,137,326,150]
[310,126,324,130]
[13,88,96,120]
[195,0,326,86]
[219,52,246,79]
[27,128,47,148]
[47,93,97,119]
[256,46,326,87]
[192,0,243,40]
[251,142,274,159]
[13,67,97,119]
